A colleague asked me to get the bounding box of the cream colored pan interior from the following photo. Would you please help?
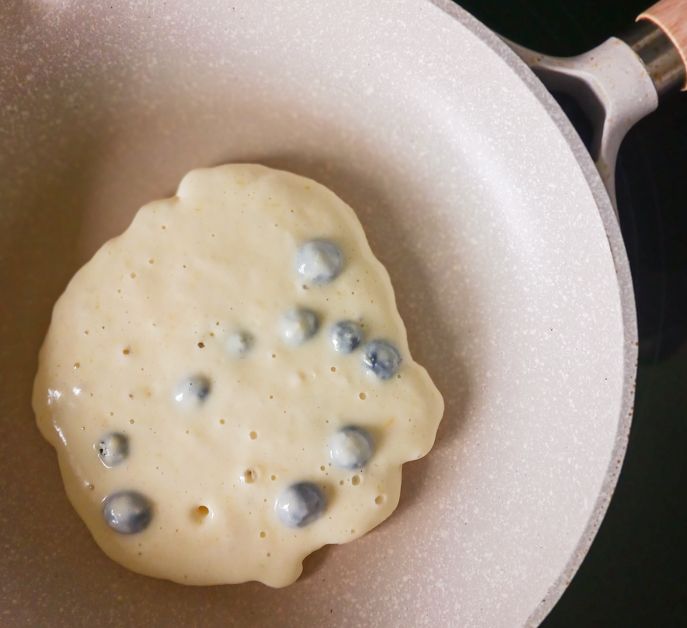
[0,1,635,626]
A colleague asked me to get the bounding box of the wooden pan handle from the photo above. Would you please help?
[638,0,687,90]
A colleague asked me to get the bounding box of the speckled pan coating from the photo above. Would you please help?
[0,1,636,627]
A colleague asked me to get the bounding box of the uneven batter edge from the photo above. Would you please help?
[32,164,444,587]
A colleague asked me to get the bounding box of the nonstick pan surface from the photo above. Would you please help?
[0,1,635,626]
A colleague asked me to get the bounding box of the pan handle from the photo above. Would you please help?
[639,0,687,91]
[504,0,687,213]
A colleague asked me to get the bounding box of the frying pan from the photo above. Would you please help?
[1,1,685,626]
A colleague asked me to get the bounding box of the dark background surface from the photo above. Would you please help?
[456,1,687,626]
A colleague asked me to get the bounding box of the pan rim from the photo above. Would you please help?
[428,1,638,625]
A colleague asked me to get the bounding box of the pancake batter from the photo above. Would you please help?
[32,164,444,587]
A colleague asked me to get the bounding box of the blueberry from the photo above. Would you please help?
[275,482,326,528]
[102,490,153,534]
[295,239,344,283]
[362,339,402,379]
[174,375,211,409]
[96,432,129,468]
[330,321,363,353]
[225,330,253,357]
[281,308,319,344]
[329,426,373,469]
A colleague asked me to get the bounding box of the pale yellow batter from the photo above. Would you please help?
[32,164,444,587]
